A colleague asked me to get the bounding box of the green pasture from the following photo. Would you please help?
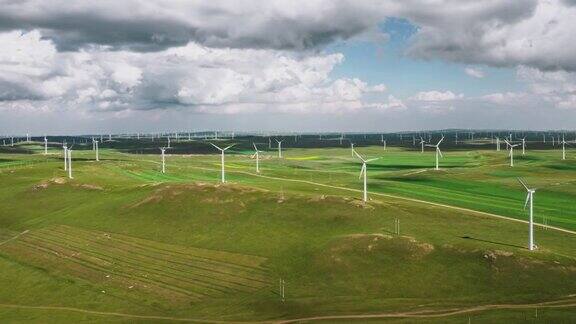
[0,140,575,322]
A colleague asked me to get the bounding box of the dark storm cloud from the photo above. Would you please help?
[0,0,385,51]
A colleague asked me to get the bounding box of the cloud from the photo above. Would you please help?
[410,90,463,102]
[401,0,576,72]
[0,30,391,114]
[480,92,529,105]
[408,90,463,114]
[0,0,388,51]
[464,67,485,78]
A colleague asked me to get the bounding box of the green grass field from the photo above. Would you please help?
[0,139,575,322]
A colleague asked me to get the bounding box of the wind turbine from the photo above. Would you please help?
[353,150,381,202]
[561,135,567,160]
[419,137,425,153]
[160,147,167,173]
[210,143,235,183]
[518,178,536,251]
[504,139,520,167]
[252,143,263,173]
[521,137,526,155]
[276,139,283,158]
[167,136,171,148]
[496,137,501,151]
[44,136,48,155]
[63,144,68,171]
[93,139,99,161]
[350,143,355,157]
[67,146,73,179]
[425,136,444,170]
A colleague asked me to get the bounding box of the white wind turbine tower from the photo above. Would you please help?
[63,144,68,171]
[561,135,567,160]
[93,139,99,161]
[252,143,263,173]
[504,139,520,167]
[496,137,501,151]
[167,136,171,148]
[518,178,537,251]
[44,136,48,155]
[521,137,526,155]
[425,136,444,170]
[210,143,235,183]
[67,146,73,179]
[350,143,355,157]
[160,147,167,173]
[276,139,284,158]
[353,150,381,202]
[419,137,426,153]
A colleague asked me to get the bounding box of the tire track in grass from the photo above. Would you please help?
[4,238,203,300]
[0,298,574,323]
[41,228,265,294]
[24,232,231,297]
[24,231,245,297]
[60,225,268,274]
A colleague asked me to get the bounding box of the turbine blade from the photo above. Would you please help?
[523,193,530,210]
[365,157,381,163]
[517,178,529,191]
[437,148,443,158]
[353,150,366,162]
[437,136,444,146]
[209,143,223,151]
[223,143,236,151]
[359,164,366,179]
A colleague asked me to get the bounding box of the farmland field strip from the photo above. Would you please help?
[57,225,269,273]
[1,238,203,299]
[12,235,206,298]
[24,232,246,296]
[44,228,269,291]
[383,184,574,223]
[90,238,271,284]
[111,236,270,275]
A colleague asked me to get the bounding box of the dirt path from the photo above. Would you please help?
[0,298,574,323]
[0,230,28,246]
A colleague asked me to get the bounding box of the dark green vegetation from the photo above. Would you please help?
[0,136,575,323]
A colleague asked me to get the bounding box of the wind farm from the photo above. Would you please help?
[0,130,576,322]
[1,1,576,322]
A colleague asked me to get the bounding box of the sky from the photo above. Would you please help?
[1,0,576,134]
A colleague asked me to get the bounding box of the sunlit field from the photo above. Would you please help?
[0,136,575,322]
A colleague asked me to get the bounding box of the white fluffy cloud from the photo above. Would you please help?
[0,30,390,114]
[480,66,576,110]
[464,67,485,78]
[1,0,576,131]
[410,91,463,102]
[408,90,463,114]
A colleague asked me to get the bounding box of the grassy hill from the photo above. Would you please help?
[0,141,575,322]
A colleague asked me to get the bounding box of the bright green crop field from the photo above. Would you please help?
[0,138,575,323]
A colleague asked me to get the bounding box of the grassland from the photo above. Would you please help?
[0,137,575,323]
